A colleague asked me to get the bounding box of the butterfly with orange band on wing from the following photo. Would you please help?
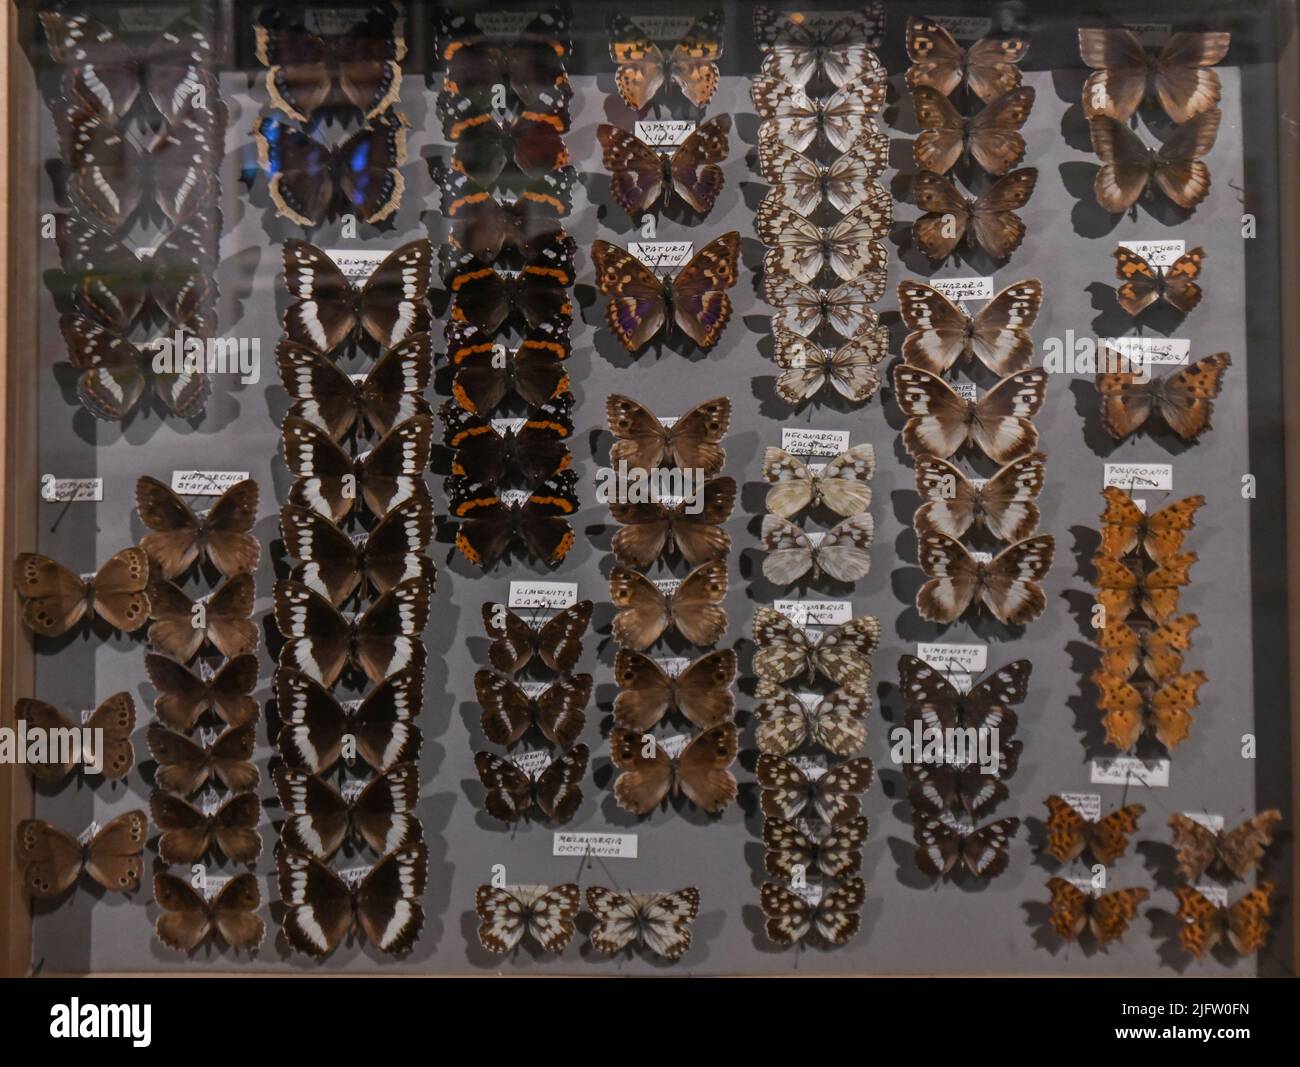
[1096,351,1230,443]
[893,365,1048,464]
[597,117,731,217]
[450,472,578,571]
[443,106,570,188]
[1090,109,1221,214]
[136,475,260,580]
[914,452,1046,544]
[1079,28,1230,124]
[436,7,572,116]
[917,533,1055,626]
[607,11,724,112]
[1092,552,1196,625]
[442,394,574,488]
[1043,795,1145,865]
[1097,615,1200,683]
[912,85,1036,176]
[609,724,738,816]
[1169,810,1283,882]
[447,322,568,416]
[438,165,575,264]
[899,278,1043,377]
[1093,668,1205,752]
[13,547,150,636]
[1174,882,1274,958]
[912,168,1038,261]
[905,17,1028,103]
[1046,878,1149,946]
[1098,488,1203,566]
[1114,245,1206,316]
[446,233,576,337]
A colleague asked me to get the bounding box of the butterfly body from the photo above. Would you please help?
[475,745,588,824]
[18,811,148,897]
[610,724,738,815]
[475,882,581,954]
[586,885,701,959]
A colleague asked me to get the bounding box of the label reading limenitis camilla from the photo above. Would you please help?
[629,242,694,270]
[40,477,103,502]
[306,7,382,35]
[773,600,852,626]
[634,121,696,147]
[930,277,995,302]
[1182,811,1225,832]
[1090,757,1170,788]
[170,470,250,496]
[929,15,993,39]
[1108,336,1191,367]
[917,642,988,675]
[1059,792,1103,820]
[1118,239,1186,267]
[511,749,552,777]
[627,15,700,39]
[118,4,192,30]
[780,428,851,456]
[508,582,578,609]
[553,831,638,859]
[324,249,390,280]
[1103,463,1173,492]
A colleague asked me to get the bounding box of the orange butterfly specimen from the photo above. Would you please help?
[607,11,723,112]
[1043,795,1144,865]
[1169,810,1283,881]
[1097,615,1200,682]
[1046,878,1149,945]
[917,532,1054,625]
[13,547,150,635]
[609,724,737,815]
[1092,552,1196,624]
[1114,245,1205,316]
[905,17,1028,103]
[1174,882,1274,958]
[1096,351,1231,442]
[1098,488,1203,566]
[1093,669,1205,752]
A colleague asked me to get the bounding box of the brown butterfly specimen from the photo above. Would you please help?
[1098,488,1203,566]
[1097,615,1200,682]
[14,692,134,781]
[150,789,262,865]
[597,116,731,215]
[475,746,589,824]
[762,877,866,946]
[586,885,700,960]
[13,547,150,635]
[610,475,735,567]
[16,811,147,897]
[751,607,880,694]
[1092,552,1196,624]
[145,652,260,731]
[1090,109,1220,213]
[917,532,1054,625]
[147,572,259,662]
[913,452,1045,543]
[1096,352,1230,442]
[1093,668,1205,752]
[899,278,1042,376]
[1114,245,1205,316]
[763,444,874,519]
[481,599,592,674]
[1079,29,1230,123]
[154,871,265,953]
[1043,795,1145,865]
[475,670,591,748]
[1174,882,1274,958]
[607,394,729,472]
[136,476,260,579]
[1046,878,1149,946]
[613,649,736,731]
[912,167,1037,261]
[1169,810,1283,882]
[275,763,421,859]
[905,17,1028,103]
[912,85,1035,175]
[609,562,727,650]
[609,723,737,815]
[893,364,1048,464]
[148,721,259,796]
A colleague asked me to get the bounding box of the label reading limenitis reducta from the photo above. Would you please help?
[774,599,852,626]
[1090,756,1170,788]
[1118,239,1186,267]
[1182,811,1225,832]
[930,14,993,39]
[1108,336,1191,367]
[325,249,390,280]
[781,428,850,456]
[553,831,638,859]
[1104,463,1172,492]
[1059,792,1103,821]
[917,642,988,675]
[41,477,103,502]
[931,276,995,302]
[629,242,693,270]
[171,470,250,496]
[635,121,696,147]
[508,581,578,609]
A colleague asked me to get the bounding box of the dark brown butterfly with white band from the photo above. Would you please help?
[916,533,1054,626]
[772,325,887,405]
[752,607,881,694]
[912,85,1035,175]
[914,816,1020,878]
[899,278,1042,376]
[145,652,260,731]
[147,572,259,662]
[906,744,1022,819]
[757,197,890,286]
[756,753,874,824]
[1089,110,1220,214]
[587,886,701,960]
[764,276,886,339]
[148,721,258,796]
[606,395,730,472]
[475,670,591,749]
[136,476,260,579]
[751,75,886,152]
[763,444,874,519]
[761,513,874,586]
[481,599,593,674]
[278,843,427,956]
[275,763,421,859]
[597,116,732,216]
[17,812,148,897]
[613,649,736,731]
[610,476,735,567]
[892,365,1048,464]
[912,168,1038,261]
[1096,352,1230,442]
[13,546,151,636]
[764,816,869,880]
[1114,246,1205,316]
[905,18,1028,103]
[761,878,866,946]
[474,745,589,824]
[150,789,262,865]
[1079,28,1230,124]
[897,654,1030,736]
[476,883,581,954]
[610,724,738,815]
[913,452,1046,543]
[755,686,871,757]
[154,872,265,953]
[609,562,728,650]
[14,693,135,781]
[758,126,889,215]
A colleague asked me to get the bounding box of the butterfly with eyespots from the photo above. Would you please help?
[475,883,581,955]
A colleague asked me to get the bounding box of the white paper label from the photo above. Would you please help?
[1103,463,1173,492]
[1118,239,1186,267]
[793,692,823,710]
[917,642,988,674]
[324,249,390,280]
[625,14,697,38]
[1108,336,1191,366]
[171,470,249,496]
[511,749,552,778]
[41,477,103,502]
[628,242,693,270]
[930,276,995,301]
[792,883,824,905]
[657,735,689,760]
[491,417,527,434]
[634,121,696,147]
[203,875,231,899]
[553,831,638,858]
[517,681,549,699]
[341,780,365,802]
[1060,792,1103,821]
[773,599,852,626]
[1090,757,1170,788]
[1194,883,1229,906]
[508,581,578,609]
[338,865,371,889]
[500,489,531,506]
[654,577,683,595]
[305,7,377,35]
[953,381,978,402]
[969,550,993,564]
[780,428,851,456]
[930,14,993,39]
[791,754,828,779]
[1182,811,1225,832]
[78,821,100,845]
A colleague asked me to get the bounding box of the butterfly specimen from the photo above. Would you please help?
[606,395,730,472]
[274,577,430,687]
[763,444,874,519]
[754,6,885,88]
[751,75,886,152]
[1098,489,1203,567]
[893,365,1048,464]
[147,573,259,662]
[916,532,1054,626]
[282,413,432,523]
[761,513,874,586]
[1092,553,1196,624]
[609,476,735,568]
[150,789,262,865]
[1174,882,1274,958]
[612,649,737,731]
[1095,352,1231,442]
[609,562,728,650]
[475,670,591,748]
[13,546,150,636]
[447,322,568,415]
[591,234,740,351]
[1045,879,1149,946]
[756,198,890,285]
[447,234,576,336]
[475,883,581,954]
[1043,796,1145,866]
[761,878,867,946]
[607,11,723,111]
[1169,810,1283,881]
[481,599,592,674]
[474,745,589,824]
[912,168,1038,261]
[280,497,435,606]
[443,108,570,187]
[136,476,259,579]
[14,693,134,781]
[275,763,422,859]
[586,886,700,960]
[443,394,574,486]
[1093,668,1205,751]
[282,240,432,354]
[912,85,1036,176]
[610,723,738,815]
[437,8,571,113]
[441,168,575,265]
[598,116,732,216]
[771,326,886,405]
[276,667,423,773]
[450,472,578,569]
[758,126,889,215]
[913,452,1046,543]
[898,278,1043,376]
[897,655,1030,735]
[1097,615,1200,683]
[905,18,1028,103]
[764,816,869,880]
[277,843,428,956]
[905,749,1021,820]
[756,753,874,824]
[255,7,405,121]
[16,811,147,897]
[751,608,881,694]
[1113,245,1205,316]
[276,334,433,440]
[59,313,209,421]
[154,872,265,953]
[1089,110,1220,213]
[764,276,886,338]
[145,652,260,731]
[914,816,1020,878]
[148,721,258,796]
[1079,28,1230,123]
[754,686,870,757]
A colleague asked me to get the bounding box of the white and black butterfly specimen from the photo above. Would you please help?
[474,745,589,824]
[274,762,422,859]
[586,886,700,961]
[756,753,874,824]
[761,878,866,946]
[913,816,1020,878]
[475,883,581,954]
[761,513,874,585]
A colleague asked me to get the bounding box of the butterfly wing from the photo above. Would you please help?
[610,727,674,814]
[668,11,724,108]
[916,533,981,623]
[1154,353,1231,441]
[675,723,738,812]
[969,168,1037,260]
[669,232,740,349]
[1078,28,1150,122]
[533,744,589,824]
[636,888,702,959]
[1154,32,1230,123]
[1152,108,1220,209]
[591,242,666,351]
[670,114,731,214]
[977,534,1054,625]
[892,364,972,460]
[970,368,1048,463]
[277,848,354,956]
[597,124,666,216]
[1216,810,1283,880]
[83,810,149,893]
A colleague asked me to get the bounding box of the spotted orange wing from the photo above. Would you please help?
[1217,810,1284,880]
[1098,488,1203,566]
[1149,671,1204,750]
[1089,886,1149,945]
[1173,885,1223,957]
[1155,354,1231,441]
[1045,877,1089,941]
[1043,795,1088,863]
[1113,246,1164,316]
[1088,804,1146,864]
[1226,882,1275,955]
